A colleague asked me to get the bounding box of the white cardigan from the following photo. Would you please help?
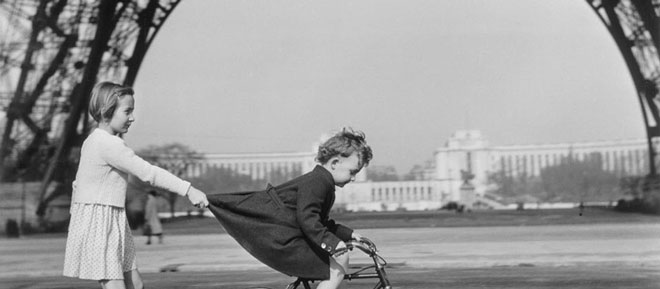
[72,129,190,208]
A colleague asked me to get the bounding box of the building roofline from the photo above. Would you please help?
[435,138,649,153]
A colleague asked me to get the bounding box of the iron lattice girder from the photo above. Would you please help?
[0,0,181,214]
[587,0,660,175]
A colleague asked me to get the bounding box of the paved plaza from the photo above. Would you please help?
[1,223,659,288]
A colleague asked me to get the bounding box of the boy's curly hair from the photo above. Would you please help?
[316,127,373,166]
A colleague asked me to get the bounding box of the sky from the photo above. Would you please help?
[126,0,644,174]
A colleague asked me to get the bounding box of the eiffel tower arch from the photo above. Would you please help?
[0,0,181,217]
[586,0,660,176]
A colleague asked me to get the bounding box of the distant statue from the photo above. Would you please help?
[460,169,475,185]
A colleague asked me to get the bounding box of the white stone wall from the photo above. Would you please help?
[336,180,452,212]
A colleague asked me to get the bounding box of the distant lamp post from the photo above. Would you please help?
[19,169,29,236]
[21,175,26,235]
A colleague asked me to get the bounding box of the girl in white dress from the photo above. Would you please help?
[63,81,209,289]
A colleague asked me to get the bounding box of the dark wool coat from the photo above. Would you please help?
[207,165,354,280]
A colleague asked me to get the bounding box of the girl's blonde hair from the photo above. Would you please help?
[88,81,134,122]
[316,127,373,166]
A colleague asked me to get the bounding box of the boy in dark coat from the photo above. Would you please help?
[208,128,373,289]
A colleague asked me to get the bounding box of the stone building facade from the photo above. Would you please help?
[189,130,650,211]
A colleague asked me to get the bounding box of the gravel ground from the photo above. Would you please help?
[1,222,659,289]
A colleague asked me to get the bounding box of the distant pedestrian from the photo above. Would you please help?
[63,81,209,289]
[208,127,373,289]
[144,190,164,245]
